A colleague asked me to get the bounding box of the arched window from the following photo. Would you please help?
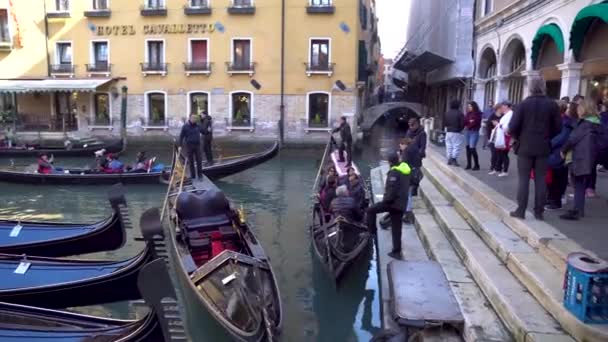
[230,91,253,127]
[307,92,330,128]
[145,91,166,127]
[507,45,525,104]
[484,62,497,106]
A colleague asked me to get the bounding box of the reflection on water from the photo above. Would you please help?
[0,141,382,341]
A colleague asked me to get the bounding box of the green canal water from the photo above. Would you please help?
[0,141,384,342]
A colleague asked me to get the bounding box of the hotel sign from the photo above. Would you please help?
[96,24,215,36]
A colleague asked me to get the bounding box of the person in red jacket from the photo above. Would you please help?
[37,153,54,174]
[464,101,482,170]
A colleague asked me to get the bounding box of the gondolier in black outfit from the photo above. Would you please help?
[366,152,411,259]
[200,111,214,165]
[332,116,353,166]
[179,114,204,179]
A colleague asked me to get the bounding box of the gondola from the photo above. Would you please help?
[0,184,128,257]
[310,139,371,285]
[145,145,282,342]
[0,241,153,308]
[0,256,188,341]
[0,138,124,157]
[0,141,280,185]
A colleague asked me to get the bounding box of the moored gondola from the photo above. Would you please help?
[147,145,282,342]
[0,138,124,157]
[0,141,279,185]
[310,139,371,285]
[0,184,128,257]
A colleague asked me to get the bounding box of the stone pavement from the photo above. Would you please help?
[430,144,608,260]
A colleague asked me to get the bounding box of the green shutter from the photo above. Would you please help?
[358,40,368,82]
[570,2,608,61]
[531,24,565,68]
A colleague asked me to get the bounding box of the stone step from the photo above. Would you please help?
[413,206,513,342]
[421,156,608,342]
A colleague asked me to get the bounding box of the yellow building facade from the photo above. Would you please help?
[0,0,379,142]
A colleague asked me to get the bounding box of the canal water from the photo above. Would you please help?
[0,137,398,342]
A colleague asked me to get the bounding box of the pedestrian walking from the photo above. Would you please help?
[545,100,575,210]
[366,152,411,259]
[560,99,603,220]
[464,101,482,170]
[493,101,514,177]
[481,100,494,149]
[179,114,204,179]
[402,117,426,224]
[486,104,502,173]
[332,116,353,166]
[444,100,465,166]
[509,76,561,220]
[200,111,214,165]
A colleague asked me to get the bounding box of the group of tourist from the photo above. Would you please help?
[443,75,608,221]
[317,166,366,222]
[37,150,157,174]
[179,111,214,179]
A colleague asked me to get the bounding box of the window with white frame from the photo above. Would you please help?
[482,0,492,16]
[231,92,252,127]
[308,92,329,128]
[55,0,70,11]
[146,0,165,9]
[146,40,164,66]
[190,0,208,7]
[92,0,109,10]
[310,0,331,6]
[310,39,330,70]
[93,93,110,126]
[91,41,109,68]
[0,10,9,43]
[189,92,209,115]
[190,39,208,64]
[56,42,72,65]
[146,92,166,126]
[232,39,251,69]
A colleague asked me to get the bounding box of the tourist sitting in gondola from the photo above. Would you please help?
[339,166,357,185]
[347,173,366,212]
[37,153,60,174]
[318,166,337,191]
[319,176,338,215]
[330,185,363,222]
[102,153,124,173]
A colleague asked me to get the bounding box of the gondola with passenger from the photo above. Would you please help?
[310,138,371,285]
[0,138,124,158]
[0,141,280,185]
[0,184,128,257]
[149,145,282,342]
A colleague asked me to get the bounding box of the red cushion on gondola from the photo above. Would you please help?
[211,231,224,257]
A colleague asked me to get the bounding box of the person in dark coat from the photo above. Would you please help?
[366,152,411,259]
[443,100,465,166]
[330,185,363,222]
[320,176,338,212]
[200,111,214,165]
[332,116,353,166]
[464,101,482,170]
[560,100,602,220]
[179,114,204,179]
[481,100,495,149]
[508,76,561,220]
[348,173,365,211]
[486,105,502,172]
[545,101,575,210]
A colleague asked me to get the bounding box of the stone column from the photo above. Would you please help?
[473,80,486,105]
[557,63,584,99]
[496,76,509,102]
[522,70,541,98]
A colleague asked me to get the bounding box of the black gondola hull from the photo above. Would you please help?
[0,139,123,158]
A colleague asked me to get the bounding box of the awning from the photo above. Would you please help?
[570,1,608,61]
[0,79,113,93]
[394,51,453,73]
[531,23,565,68]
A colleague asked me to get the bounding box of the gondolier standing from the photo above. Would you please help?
[366,152,411,259]
[200,110,214,165]
[179,114,204,179]
[332,116,353,166]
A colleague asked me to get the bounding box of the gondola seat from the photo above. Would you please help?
[176,190,231,232]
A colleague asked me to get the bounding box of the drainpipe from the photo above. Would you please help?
[121,86,128,151]
[279,0,285,147]
[43,0,51,77]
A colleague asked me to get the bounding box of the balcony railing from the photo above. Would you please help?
[305,62,335,76]
[184,62,212,75]
[226,62,256,76]
[84,9,111,17]
[140,5,167,16]
[46,11,71,18]
[50,64,75,76]
[307,1,335,14]
[140,63,168,76]
[86,63,112,75]
[184,3,211,15]
[228,1,255,14]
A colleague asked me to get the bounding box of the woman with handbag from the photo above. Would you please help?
[493,101,514,177]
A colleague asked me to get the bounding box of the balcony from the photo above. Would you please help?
[140,63,168,76]
[46,11,71,19]
[184,62,212,76]
[305,62,335,77]
[140,5,167,16]
[307,2,335,14]
[50,64,75,77]
[184,4,211,15]
[84,9,111,17]
[0,39,12,51]
[228,1,255,14]
[226,62,256,76]
[86,63,112,76]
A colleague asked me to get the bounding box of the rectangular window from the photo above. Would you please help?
[231,92,251,127]
[232,39,251,69]
[55,0,70,11]
[0,10,9,43]
[308,93,329,128]
[147,40,164,65]
[310,39,330,69]
[147,92,166,126]
[190,92,209,116]
[92,41,108,65]
[190,0,208,7]
[483,0,492,16]
[190,40,208,63]
[146,0,164,8]
[311,0,331,5]
[233,0,252,7]
[94,93,110,125]
[93,0,109,10]
[56,42,72,65]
